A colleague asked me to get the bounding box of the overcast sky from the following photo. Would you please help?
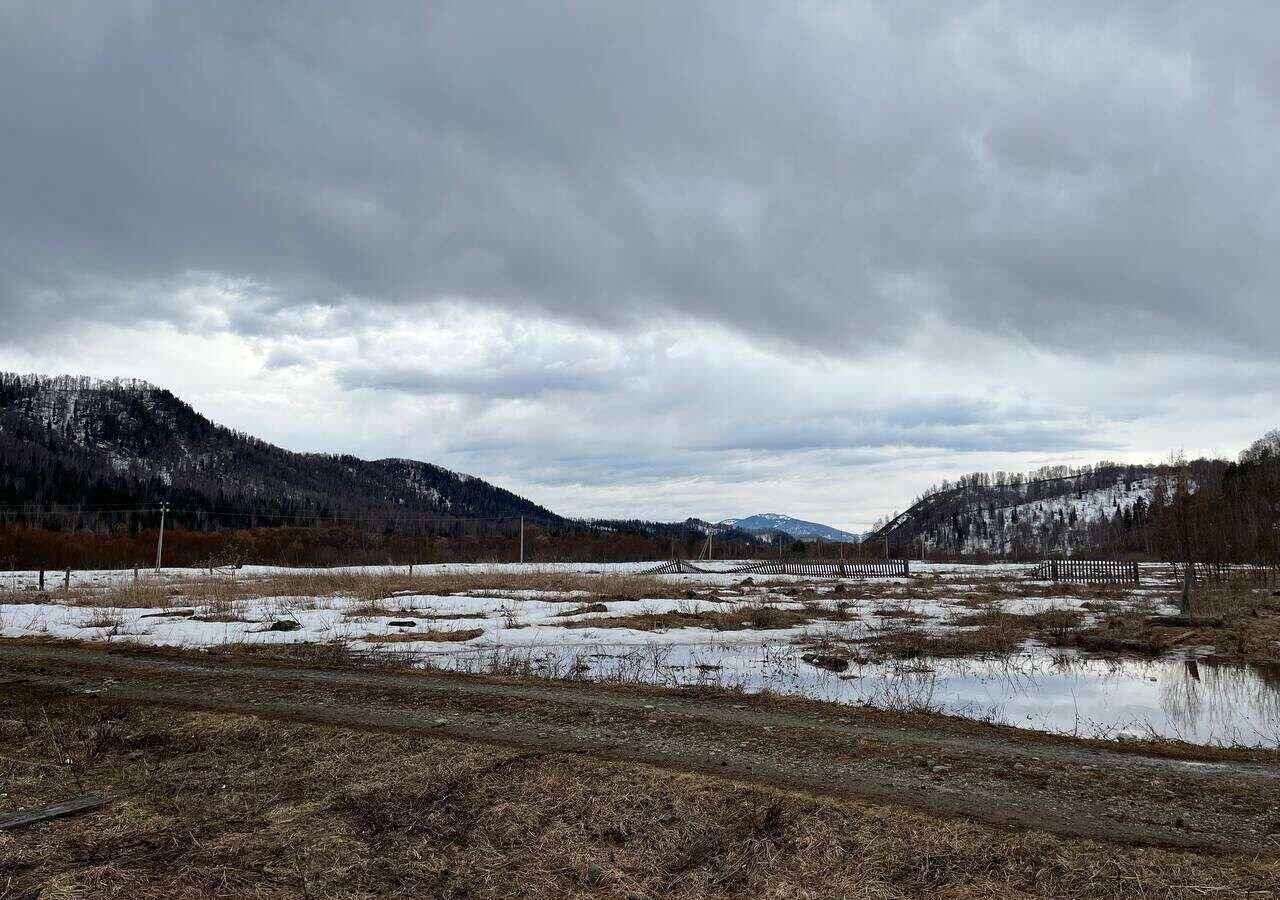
[3,2,1279,531]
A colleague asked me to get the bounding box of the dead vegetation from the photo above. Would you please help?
[557,601,610,616]
[563,604,824,633]
[11,565,1280,665]
[872,605,932,620]
[341,603,486,621]
[361,627,485,644]
[1070,584,1280,661]
[33,569,685,610]
[860,577,1280,664]
[854,607,1080,660]
[1,692,1276,899]
[949,578,1135,609]
[865,621,1026,659]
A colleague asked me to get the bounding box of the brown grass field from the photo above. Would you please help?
[2,688,1278,899]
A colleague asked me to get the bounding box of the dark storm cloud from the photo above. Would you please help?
[3,1,1280,353]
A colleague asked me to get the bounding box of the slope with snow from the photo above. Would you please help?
[926,474,1174,556]
[0,372,556,524]
[719,513,861,543]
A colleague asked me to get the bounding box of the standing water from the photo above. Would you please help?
[429,641,1280,747]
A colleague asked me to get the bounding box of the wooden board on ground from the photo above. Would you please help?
[0,793,109,830]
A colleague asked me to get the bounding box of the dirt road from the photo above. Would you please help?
[1,642,1277,853]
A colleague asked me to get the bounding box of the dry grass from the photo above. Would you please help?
[340,603,486,621]
[947,577,1136,609]
[20,567,1279,664]
[872,605,932,620]
[950,607,1086,640]
[860,607,1092,660]
[47,570,685,611]
[82,609,126,631]
[1178,587,1280,661]
[556,601,610,616]
[866,622,1027,659]
[1,692,1276,899]
[563,604,824,633]
[1072,586,1280,661]
[361,627,485,643]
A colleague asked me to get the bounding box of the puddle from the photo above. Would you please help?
[424,642,1280,747]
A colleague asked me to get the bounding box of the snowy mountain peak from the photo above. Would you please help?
[717,513,860,543]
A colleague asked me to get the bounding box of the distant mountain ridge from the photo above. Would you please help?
[718,513,861,543]
[0,372,557,528]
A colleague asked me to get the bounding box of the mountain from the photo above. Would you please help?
[718,513,861,543]
[862,461,1225,558]
[0,372,557,529]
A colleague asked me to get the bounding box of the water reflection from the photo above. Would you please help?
[828,651,1280,747]
[430,641,1280,747]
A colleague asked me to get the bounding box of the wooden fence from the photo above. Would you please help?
[725,560,910,578]
[636,560,712,576]
[1031,559,1140,584]
[1165,562,1280,586]
[638,559,912,577]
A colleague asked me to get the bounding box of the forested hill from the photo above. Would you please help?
[0,373,558,530]
[868,446,1279,563]
[868,464,1168,557]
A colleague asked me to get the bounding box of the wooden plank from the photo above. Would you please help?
[0,793,108,830]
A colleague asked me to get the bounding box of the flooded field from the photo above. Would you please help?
[3,561,1278,746]
[428,640,1280,746]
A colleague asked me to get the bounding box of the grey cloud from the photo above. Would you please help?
[691,420,1115,456]
[336,362,613,399]
[4,2,1280,356]
[444,404,1113,480]
[263,346,310,370]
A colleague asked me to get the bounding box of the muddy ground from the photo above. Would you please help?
[1,642,1277,859]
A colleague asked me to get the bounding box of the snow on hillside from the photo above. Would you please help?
[926,474,1176,556]
[1,372,556,522]
[719,513,860,543]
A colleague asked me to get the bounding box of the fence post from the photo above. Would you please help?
[64,568,71,590]
[39,569,45,591]
[1050,560,1058,581]
[903,558,910,577]
[1132,561,1140,584]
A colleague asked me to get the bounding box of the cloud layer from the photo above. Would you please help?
[3,2,1280,527]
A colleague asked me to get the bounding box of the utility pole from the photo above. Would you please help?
[519,516,525,564]
[155,501,168,571]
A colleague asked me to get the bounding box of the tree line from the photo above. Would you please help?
[872,433,1280,563]
[0,519,789,570]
